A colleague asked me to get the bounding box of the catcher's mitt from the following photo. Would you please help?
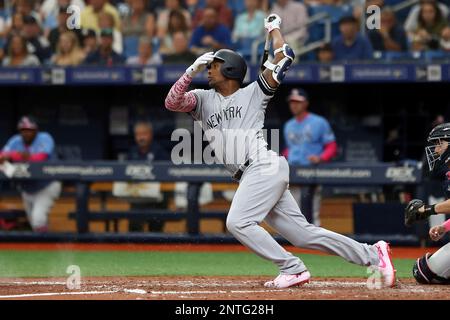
[404,199,430,226]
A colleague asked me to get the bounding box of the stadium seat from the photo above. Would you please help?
[123,35,139,58]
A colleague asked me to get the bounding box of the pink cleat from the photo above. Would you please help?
[264,270,311,289]
[374,240,397,288]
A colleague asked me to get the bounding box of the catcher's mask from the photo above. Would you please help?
[425,122,450,171]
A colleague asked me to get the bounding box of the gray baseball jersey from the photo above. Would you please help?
[190,74,275,174]
[187,73,380,276]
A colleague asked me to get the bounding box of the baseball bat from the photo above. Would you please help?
[260,32,271,73]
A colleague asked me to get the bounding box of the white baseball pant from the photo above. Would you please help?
[21,181,62,231]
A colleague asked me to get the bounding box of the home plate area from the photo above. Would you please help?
[0,276,449,300]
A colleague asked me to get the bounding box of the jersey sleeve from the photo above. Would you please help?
[256,73,277,98]
[319,119,336,144]
[243,75,277,112]
[36,133,55,154]
[2,135,20,152]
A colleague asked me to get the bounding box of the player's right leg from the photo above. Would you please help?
[29,182,61,232]
[264,189,396,287]
[226,155,308,280]
[428,242,450,280]
[21,192,34,227]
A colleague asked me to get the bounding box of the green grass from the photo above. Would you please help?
[0,250,415,278]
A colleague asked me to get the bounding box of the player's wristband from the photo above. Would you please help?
[424,204,437,216]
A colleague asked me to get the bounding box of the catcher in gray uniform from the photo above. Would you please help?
[164,13,396,288]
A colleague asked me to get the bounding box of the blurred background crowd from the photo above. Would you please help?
[2,0,450,66]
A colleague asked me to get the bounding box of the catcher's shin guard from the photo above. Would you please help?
[412,253,450,285]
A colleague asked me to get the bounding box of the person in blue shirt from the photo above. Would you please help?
[367,8,408,52]
[331,15,374,61]
[0,116,61,232]
[283,89,338,226]
[84,28,125,66]
[125,121,170,232]
[190,7,232,56]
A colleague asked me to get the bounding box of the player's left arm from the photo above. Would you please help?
[429,218,450,241]
[319,121,337,162]
[260,15,296,90]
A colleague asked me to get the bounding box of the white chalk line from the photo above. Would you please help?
[0,281,66,286]
[0,290,118,299]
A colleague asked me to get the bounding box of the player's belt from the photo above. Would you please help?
[232,159,250,181]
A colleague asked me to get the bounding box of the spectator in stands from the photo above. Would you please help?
[367,8,408,52]
[83,27,125,65]
[98,11,123,54]
[0,0,9,38]
[331,16,374,61]
[81,28,98,55]
[48,5,83,53]
[157,0,191,40]
[316,42,334,62]
[21,15,52,63]
[163,31,196,64]
[126,120,170,232]
[146,0,165,13]
[271,0,308,56]
[80,0,121,32]
[159,9,190,55]
[2,12,24,38]
[51,30,85,65]
[40,0,86,35]
[192,0,233,29]
[283,88,337,226]
[2,33,40,66]
[122,0,156,37]
[126,36,161,65]
[232,0,265,43]
[13,0,40,22]
[404,0,448,37]
[189,7,232,55]
[0,116,61,233]
[410,0,450,51]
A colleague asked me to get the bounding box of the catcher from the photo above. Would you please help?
[405,122,450,284]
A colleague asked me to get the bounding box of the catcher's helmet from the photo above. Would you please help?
[425,122,450,171]
[208,49,247,84]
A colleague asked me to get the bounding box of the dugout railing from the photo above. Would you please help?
[0,161,423,245]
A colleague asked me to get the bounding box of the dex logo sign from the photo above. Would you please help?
[385,167,415,182]
[125,165,155,180]
[13,164,31,178]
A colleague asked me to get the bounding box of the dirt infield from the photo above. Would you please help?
[0,276,449,300]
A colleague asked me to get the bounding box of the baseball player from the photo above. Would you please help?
[0,116,61,232]
[283,88,338,226]
[405,122,450,284]
[164,14,396,288]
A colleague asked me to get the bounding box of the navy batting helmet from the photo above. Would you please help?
[209,49,247,84]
